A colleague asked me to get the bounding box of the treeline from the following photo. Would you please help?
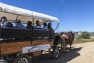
[74,31,94,43]
[77,31,90,39]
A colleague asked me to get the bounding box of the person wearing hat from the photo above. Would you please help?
[14,19,25,29]
[48,23,53,30]
[0,16,7,28]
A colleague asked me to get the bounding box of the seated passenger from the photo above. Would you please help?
[42,22,48,31]
[48,23,53,30]
[5,22,13,28]
[48,23,54,36]
[26,21,34,29]
[0,16,7,28]
[14,19,25,29]
[34,20,42,29]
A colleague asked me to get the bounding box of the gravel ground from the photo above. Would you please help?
[31,42,94,63]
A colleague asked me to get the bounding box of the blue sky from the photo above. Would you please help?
[0,0,94,32]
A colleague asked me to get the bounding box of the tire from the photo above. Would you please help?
[52,46,60,59]
[12,54,31,63]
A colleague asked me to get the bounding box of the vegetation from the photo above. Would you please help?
[74,31,94,44]
[78,31,90,39]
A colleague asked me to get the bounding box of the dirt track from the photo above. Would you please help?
[31,42,94,63]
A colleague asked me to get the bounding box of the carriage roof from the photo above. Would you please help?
[0,2,60,24]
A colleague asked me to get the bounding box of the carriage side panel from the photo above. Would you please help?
[0,41,31,55]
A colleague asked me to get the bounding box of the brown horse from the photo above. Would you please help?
[54,31,75,53]
[54,33,66,53]
[61,31,75,51]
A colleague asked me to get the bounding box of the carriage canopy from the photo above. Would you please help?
[0,2,60,24]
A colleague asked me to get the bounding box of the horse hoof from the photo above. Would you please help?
[63,51,65,54]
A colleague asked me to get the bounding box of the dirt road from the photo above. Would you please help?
[31,42,94,63]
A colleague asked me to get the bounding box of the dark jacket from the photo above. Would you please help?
[26,25,34,29]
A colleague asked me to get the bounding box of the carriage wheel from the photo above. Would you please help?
[52,46,60,59]
[61,42,63,50]
[12,54,31,63]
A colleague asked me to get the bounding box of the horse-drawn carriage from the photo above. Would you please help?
[0,2,63,63]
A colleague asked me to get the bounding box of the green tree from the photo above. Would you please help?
[80,31,90,39]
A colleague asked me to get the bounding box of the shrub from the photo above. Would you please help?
[78,31,90,39]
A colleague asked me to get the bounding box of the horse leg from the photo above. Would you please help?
[60,40,63,50]
[69,43,72,51]
[59,42,63,52]
[65,41,68,49]
[59,39,63,52]
[62,43,65,53]
[69,40,73,51]
[62,37,66,54]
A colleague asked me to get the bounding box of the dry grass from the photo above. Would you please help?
[73,36,94,44]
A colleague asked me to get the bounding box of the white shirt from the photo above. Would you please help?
[34,25,42,29]
[42,26,48,31]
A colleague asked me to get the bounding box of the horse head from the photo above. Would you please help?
[68,31,75,39]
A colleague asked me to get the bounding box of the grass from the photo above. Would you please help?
[72,35,94,44]
[73,36,94,44]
